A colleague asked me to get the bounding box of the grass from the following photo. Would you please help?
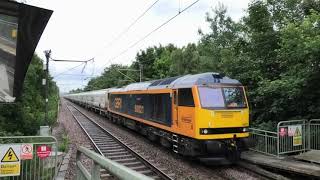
[58,134,69,152]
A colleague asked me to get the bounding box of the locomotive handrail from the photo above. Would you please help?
[76,146,153,180]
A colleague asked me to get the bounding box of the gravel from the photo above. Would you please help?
[55,99,97,180]
[71,102,262,180]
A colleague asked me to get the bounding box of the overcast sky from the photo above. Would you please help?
[23,0,250,93]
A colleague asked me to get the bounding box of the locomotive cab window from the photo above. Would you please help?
[198,86,246,109]
[178,88,195,107]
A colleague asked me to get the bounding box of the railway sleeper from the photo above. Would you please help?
[91,135,110,139]
[105,151,128,156]
[107,154,133,159]
[121,161,143,167]
[99,145,122,149]
[102,143,120,146]
[103,148,127,153]
[137,169,154,176]
[113,157,137,163]
[95,142,117,146]
[130,165,148,171]
[93,139,114,143]
[95,140,117,144]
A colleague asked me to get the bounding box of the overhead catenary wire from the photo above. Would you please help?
[55,0,200,89]
[53,1,159,80]
[53,62,87,78]
[101,0,160,50]
[115,68,136,82]
[50,57,94,62]
[98,0,200,72]
[51,57,94,78]
[55,73,92,76]
[55,11,270,80]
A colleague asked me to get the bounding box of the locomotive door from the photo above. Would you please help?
[173,89,178,127]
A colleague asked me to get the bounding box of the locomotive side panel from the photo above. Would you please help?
[109,92,172,126]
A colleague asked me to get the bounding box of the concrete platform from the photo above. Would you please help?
[241,151,320,177]
[295,150,320,164]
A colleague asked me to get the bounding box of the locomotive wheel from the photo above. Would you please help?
[147,131,158,142]
[160,137,171,148]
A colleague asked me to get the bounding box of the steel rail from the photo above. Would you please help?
[66,102,173,180]
[237,161,289,180]
[66,104,103,155]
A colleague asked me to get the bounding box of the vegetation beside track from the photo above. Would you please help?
[73,0,320,130]
[0,54,59,135]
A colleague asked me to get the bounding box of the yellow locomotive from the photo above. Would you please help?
[66,72,251,163]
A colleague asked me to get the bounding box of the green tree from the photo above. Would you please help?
[0,54,59,135]
[85,64,132,91]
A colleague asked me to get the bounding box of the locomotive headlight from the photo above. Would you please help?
[203,129,208,134]
[243,127,248,132]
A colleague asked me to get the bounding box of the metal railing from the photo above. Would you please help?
[308,119,320,150]
[249,119,320,157]
[76,146,152,180]
[249,128,277,156]
[0,136,58,180]
[277,120,307,155]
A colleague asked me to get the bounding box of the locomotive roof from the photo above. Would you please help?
[66,73,241,95]
[122,72,241,91]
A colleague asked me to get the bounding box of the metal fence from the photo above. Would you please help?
[0,136,58,180]
[249,128,277,156]
[249,119,320,157]
[277,120,308,155]
[309,119,320,150]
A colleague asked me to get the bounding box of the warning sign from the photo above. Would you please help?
[279,127,287,137]
[292,125,302,146]
[288,126,296,136]
[1,148,19,162]
[21,144,33,160]
[0,145,20,177]
[37,145,51,159]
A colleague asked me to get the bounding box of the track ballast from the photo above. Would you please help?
[66,102,173,180]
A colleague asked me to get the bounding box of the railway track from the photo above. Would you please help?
[66,102,174,180]
[236,161,290,180]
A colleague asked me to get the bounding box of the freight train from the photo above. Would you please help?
[65,72,252,163]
